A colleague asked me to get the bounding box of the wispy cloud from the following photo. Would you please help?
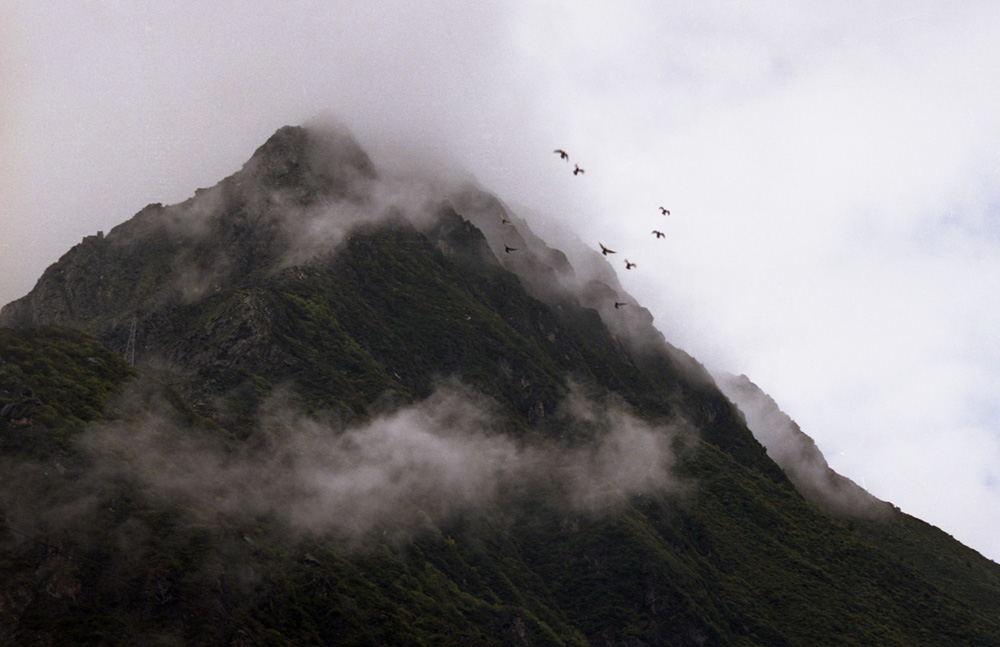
[0,382,682,547]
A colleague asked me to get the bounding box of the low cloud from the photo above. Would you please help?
[2,382,684,549]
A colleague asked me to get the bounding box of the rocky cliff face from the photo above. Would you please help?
[0,125,378,334]
[2,125,666,357]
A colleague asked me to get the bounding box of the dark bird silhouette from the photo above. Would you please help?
[504,244,518,253]
[625,259,636,270]
[501,217,512,225]
[599,242,616,255]
[573,164,585,175]
[554,149,569,161]
[659,207,670,215]
[652,230,665,238]
[614,301,627,309]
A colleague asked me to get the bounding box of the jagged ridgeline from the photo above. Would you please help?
[2,126,1000,646]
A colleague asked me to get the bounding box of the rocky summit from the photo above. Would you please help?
[2,124,1000,646]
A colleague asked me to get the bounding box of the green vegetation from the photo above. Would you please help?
[0,326,133,454]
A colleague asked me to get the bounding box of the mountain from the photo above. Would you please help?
[2,124,1000,646]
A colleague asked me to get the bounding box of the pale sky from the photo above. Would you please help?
[3,1,1000,561]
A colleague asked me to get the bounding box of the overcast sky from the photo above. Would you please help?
[3,1,1000,561]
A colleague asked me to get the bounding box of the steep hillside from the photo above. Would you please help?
[2,125,1000,646]
[718,372,1000,627]
[716,373,887,519]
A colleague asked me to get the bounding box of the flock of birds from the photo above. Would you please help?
[501,147,673,311]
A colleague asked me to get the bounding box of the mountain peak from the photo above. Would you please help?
[238,124,377,199]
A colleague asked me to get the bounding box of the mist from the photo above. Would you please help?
[0,381,683,550]
[717,373,888,519]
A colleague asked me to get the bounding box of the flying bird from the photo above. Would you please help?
[614,301,627,309]
[659,207,670,215]
[554,149,569,161]
[599,242,616,255]
[501,217,512,225]
[504,244,518,253]
[652,230,665,239]
[573,164,585,176]
[625,259,636,270]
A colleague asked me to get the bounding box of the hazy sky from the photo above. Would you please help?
[3,1,1000,561]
